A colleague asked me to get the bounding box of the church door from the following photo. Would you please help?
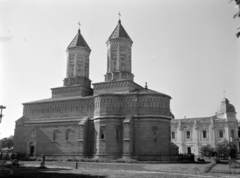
[187,147,191,154]
[29,142,35,156]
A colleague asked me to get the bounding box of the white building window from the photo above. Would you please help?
[186,131,191,139]
[202,130,207,139]
[219,130,224,138]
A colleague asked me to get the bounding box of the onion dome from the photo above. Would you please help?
[217,98,236,114]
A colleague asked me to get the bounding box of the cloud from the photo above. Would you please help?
[0,36,12,43]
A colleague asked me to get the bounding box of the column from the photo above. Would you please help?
[122,115,132,158]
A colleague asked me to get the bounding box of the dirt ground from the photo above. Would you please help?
[2,161,238,178]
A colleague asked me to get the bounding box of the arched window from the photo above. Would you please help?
[100,126,105,140]
[171,132,175,139]
[65,130,70,141]
[115,126,120,140]
[70,63,74,76]
[202,130,207,139]
[152,126,158,142]
[53,131,57,142]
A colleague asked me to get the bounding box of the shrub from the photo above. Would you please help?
[216,139,237,159]
[20,156,37,161]
[200,145,215,157]
[116,157,138,163]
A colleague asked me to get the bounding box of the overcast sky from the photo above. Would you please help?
[0,0,240,139]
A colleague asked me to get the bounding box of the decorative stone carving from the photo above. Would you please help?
[24,98,94,116]
[93,94,170,111]
[30,129,36,138]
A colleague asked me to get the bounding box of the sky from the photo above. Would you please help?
[0,0,240,139]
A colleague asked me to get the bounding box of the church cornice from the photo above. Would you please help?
[93,114,172,120]
[23,95,93,105]
[23,98,94,117]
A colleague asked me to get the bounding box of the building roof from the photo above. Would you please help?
[171,117,213,124]
[23,96,93,105]
[130,88,171,98]
[216,98,236,114]
[108,20,133,42]
[68,29,91,50]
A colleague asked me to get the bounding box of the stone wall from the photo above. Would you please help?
[15,91,174,160]
[23,97,94,119]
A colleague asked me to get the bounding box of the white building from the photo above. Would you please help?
[171,98,239,156]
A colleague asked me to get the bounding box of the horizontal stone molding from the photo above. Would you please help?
[24,118,82,124]
[52,86,85,94]
[93,114,172,120]
[107,38,133,45]
[93,81,129,90]
[23,98,94,116]
[93,95,170,116]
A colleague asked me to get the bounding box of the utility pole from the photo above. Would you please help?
[0,105,6,123]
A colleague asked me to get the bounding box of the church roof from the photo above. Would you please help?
[23,96,93,105]
[108,20,133,42]
[130,88,171,98]
[68,29,91,50]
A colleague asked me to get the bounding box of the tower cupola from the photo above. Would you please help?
[105,20,134,82]
[216,98,236,120]
[217,98,236,114]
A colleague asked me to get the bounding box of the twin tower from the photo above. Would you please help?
[63,20,134,96]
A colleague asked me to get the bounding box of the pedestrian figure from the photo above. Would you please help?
[40,153,45,167]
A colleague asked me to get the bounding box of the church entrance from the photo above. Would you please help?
[187,147,191,154]
[29,142,35,156]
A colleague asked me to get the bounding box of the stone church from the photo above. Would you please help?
[14,20,177,160]
[171,98,239,156]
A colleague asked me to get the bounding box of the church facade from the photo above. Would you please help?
[171,98,239,156]
[14,20,177,160]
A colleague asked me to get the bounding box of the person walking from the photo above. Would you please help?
[40,153,45,167]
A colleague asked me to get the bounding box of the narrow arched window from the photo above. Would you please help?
[65,130,69,141]
[53,131,56,141]
[100,126,105,140]
[152,126,158,142]
[202,130,207,139]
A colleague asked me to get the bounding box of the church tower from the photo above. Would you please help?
[64,28,91,87]
[51,27,93,98]
[105,20,134,82]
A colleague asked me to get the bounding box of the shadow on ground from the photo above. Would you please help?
[194,161,211,164]
[4,167,106,178]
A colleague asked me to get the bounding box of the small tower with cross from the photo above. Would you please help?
[51,22,94,97]
[105,13,134,82]
[64,22,91,87]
